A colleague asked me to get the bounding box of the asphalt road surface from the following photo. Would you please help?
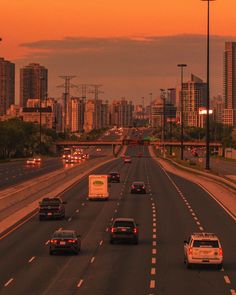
[0,146,235,295]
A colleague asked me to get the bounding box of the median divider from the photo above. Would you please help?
[0,149,125,238]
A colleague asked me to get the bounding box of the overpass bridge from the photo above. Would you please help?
[56,140,222,148]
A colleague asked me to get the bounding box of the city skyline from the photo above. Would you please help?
[0,1,236,101]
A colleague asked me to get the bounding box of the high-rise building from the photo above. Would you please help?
[0,57,15,115]
[223,42,236,126]
[110,98,134,127]
[151,99,176,128]
[176,74,207,127]
[71,98,85,133]
[20,63,48,107]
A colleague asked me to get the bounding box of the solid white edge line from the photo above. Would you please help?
[198,183,236,222]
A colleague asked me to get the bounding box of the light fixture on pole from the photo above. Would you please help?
[177,64,187,161]
[201,0,215,170]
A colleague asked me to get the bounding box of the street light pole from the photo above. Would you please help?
[202,0,215,170]
[149,92,152,126]
[177,64,187,161]
[160,89,166,158]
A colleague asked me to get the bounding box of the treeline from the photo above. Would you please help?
[0,118,61,159]
[152,122,236,148]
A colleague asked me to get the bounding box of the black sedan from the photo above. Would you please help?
[110,218,139,244]
[49,230,81,255]
[131,181,146,194]
[108,172,120,183]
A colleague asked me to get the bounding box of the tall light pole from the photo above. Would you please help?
[177,64,187,161]
[202,0,215,170]
[149,92,153,126]
[160,89,166,157]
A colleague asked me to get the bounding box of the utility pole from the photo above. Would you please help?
[89,84,103,129]
[57,75,77,134]
[149,93,152,126]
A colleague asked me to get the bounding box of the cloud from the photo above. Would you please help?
[15,35,236,101]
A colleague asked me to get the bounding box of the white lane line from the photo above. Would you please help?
[150,280,155,288]
[153,214,156,218]
[153,218,156,222]
[152,234,157,239]
[115,209,117,213]
[99,240,103,246]
[77,279,84,288]
[152,249,157,255]
[151,257,156,264]
[151,268,156,275]
[111,218,113,222]
[82,203,85,206]
[117,202,120,206]
[28,256,35,263]
[153,228,156,233]
[153,223,156,227]
[45,240,50,245]
[199,226,204,231]
[90,257,95,263]
[152,241,157,246]
[230,289,236,295]
[58,227,63,231]
[68,217,72,222]
[196,221,201,225]
[4,278,14,287]
[224,276,231,284]
[76,209,79,213]
[194,217,198,221]
[106,227,109,232]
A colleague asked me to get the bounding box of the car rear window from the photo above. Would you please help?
[193,240,219,248]
[53,232,76,239]
[114,221,134,228]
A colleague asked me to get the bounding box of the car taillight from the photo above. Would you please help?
[219,248,223,256]
[50,239,58,244]
[111,227,116,233]
[133,228,138,234]
[188,247,193,255]
[131,185,135,189]
[68,239,77,243]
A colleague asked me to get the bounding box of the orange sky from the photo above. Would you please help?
[1,0,236,60]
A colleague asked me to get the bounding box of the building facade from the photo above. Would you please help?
[0,57,15,115]
[71,98,85,133]
[223,42,236,126]
[20,63,48,107]
[110,99,134,127]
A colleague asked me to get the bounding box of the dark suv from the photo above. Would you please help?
[131,181,146,194]
[110,218,139,244]
[108,172,120,183]
[39,197,66,220]
[49,230,81,255]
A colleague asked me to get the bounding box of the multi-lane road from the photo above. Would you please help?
[0,145,235,294]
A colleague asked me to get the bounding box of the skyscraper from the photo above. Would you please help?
[223,42,236,126]
[0,57,15,115]
[20,63,48,107]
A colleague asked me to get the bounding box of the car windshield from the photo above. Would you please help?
[53,232,76,239]
[114,221,135,228]
[133,183,144,186]
[193,240,219,248]
[42,198,61,204]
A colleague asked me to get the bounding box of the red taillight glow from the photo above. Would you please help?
[111,227,116,233]
[131,185,135,189]
[68,239,77,243]
[50,239,58,244]
[189,247,193,255]
[133,228,138,234]
[219,248,223,256]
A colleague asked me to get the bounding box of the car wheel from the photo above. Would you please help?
[186,260,192,269]
[133,239,138,245]
[217,263,222,270]
[49,250,54,255]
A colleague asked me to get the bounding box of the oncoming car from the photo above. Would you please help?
[124,156,131,164]
[184,233,223,269]
[49,230,81,255]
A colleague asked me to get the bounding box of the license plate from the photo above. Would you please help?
[60,241,66,245]
[137,189,140,191]
[121,228,127,232]
[47,212,52,216]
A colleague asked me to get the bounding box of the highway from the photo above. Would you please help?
[0,146,235,294]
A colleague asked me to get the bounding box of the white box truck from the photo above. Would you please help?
[88,175,109,200]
